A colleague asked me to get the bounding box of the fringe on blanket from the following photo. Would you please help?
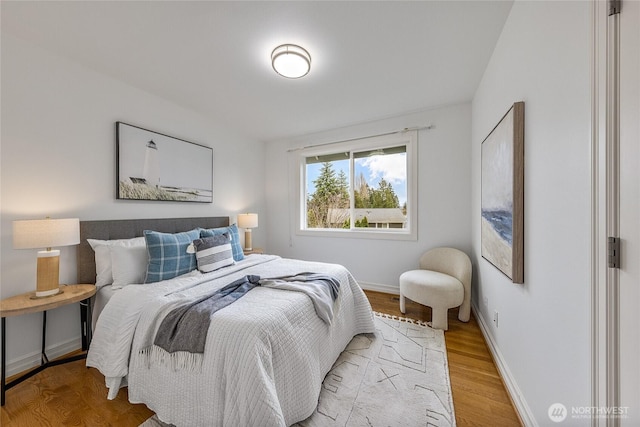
[137,345,204,373]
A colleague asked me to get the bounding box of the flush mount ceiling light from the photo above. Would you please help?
[271,44,311,79]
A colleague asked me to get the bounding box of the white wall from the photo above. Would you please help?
[471,1,591,424]
[0,34,266,374]
[265,103,472,293]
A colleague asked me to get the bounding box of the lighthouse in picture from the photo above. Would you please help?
[143,140,160,187]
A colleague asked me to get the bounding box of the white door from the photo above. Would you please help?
[618,0,639,423]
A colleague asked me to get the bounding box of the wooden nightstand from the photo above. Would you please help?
[0,284,96,406]
[243,248,264,255]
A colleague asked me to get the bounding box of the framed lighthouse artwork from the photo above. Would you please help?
[116,122,213,203]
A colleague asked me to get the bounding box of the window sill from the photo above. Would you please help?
[296,228,417,241]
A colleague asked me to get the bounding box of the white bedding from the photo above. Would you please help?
[87,255,375,426]
[91,284,118,330]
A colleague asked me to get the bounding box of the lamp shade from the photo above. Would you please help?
[13,218,80,249]
[271,44,311,79]
[237,213,258,229]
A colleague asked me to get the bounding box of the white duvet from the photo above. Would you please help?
[87,255,375,426]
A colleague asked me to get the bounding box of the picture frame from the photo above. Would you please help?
[116,122,213,203]
[481,102,524,283]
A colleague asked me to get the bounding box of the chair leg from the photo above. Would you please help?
[431,307,448,330]
[458,302,471,323]
[399,294,406,313]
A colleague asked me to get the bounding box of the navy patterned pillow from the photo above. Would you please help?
[144,228,200,283]
[193,234,235,273]
[199,224,245,261]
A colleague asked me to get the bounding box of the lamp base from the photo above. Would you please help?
[36,250,61,297]
[244,229,253,251]
[31,288,64,300]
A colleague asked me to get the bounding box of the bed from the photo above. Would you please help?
[79,217,375,426]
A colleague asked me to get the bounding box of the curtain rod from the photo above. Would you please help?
[286,125,433,153]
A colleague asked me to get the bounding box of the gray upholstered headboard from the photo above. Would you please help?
[77,216,229,284]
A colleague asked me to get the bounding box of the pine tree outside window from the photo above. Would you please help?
[297,131,417,240]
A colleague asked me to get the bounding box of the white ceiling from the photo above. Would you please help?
[1,1,513,142]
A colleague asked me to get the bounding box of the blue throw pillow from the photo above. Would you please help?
[200,224,244,261]
[144,229,200,283]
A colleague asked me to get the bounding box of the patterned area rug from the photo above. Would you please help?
[140,313,455,427]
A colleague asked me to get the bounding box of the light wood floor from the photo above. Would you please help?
[1,291,522,426]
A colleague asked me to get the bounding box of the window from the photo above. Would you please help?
[297,131,417,240]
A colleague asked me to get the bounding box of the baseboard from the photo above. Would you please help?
[472,303,537,427]
[358,280,399,295]
[5,337,82,377]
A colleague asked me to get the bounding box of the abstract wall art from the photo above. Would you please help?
[481,102,524,283]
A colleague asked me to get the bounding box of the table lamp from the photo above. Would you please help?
[13,217,80,297]
[237,213,258,251]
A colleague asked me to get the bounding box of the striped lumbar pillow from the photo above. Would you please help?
[193,233,235,273]
[199,224,245,262]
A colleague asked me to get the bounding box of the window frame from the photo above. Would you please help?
[296,131,418,241]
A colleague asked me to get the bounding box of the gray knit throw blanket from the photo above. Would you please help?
[148,272,340,371]
[153,274,261,354]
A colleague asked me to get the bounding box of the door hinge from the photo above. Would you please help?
[609,0,621,15]
[608,237,620,268]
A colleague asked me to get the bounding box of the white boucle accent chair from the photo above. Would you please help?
[399,247,472,330]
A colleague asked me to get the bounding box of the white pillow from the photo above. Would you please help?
[87,237,145,287]
[110,244,148,289]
